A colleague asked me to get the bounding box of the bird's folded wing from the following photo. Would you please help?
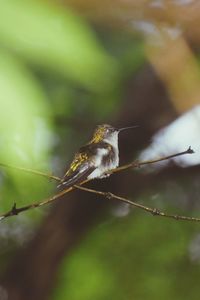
[58,163,95,188]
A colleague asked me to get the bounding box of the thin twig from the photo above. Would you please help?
[109,146,194,174]
[0,147,195,220]
[0,186,72,221]
[0,147,194,183]
[0,162,60,181]
[0,178,91,221]
[75,185,200,222]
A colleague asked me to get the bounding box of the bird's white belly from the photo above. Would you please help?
[88,147,119,179]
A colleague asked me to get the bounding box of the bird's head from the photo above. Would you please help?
[91,124,116,143]
[91,124,138,144]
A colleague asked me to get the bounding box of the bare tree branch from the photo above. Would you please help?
[0,147,194,182]
[0,147,195,221]
[0,186,73,221]
[0,162,60,181]
[75,185,200,222]
[109,146,194,174]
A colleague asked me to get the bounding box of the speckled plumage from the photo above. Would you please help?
[59,124,119,188]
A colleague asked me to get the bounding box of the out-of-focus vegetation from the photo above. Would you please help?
[52,213,199,300]
[0,0,121,214]
[1,1,200,300]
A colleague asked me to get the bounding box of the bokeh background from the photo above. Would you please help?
[1,0,200,299]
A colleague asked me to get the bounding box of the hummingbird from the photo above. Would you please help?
[58,124,138,188]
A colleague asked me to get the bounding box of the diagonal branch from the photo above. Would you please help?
[109,146,194,174]
[0,162,60,181]
[0,178,90,221]
[0,147,195,221]
[75,185,200,222]
[0,186,75,221]
[0,147,194,182]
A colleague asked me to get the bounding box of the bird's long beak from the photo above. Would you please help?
[118,125,139,132]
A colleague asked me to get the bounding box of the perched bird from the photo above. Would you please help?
[58,124,137,188]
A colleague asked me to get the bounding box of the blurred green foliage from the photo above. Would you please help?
[52,211,200,300]
[1,1,198,300]
[0,46,52,215]
[0,0,144,217]
[0,0,118,91]
[0,0,146,287]
[0,0,119,216]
